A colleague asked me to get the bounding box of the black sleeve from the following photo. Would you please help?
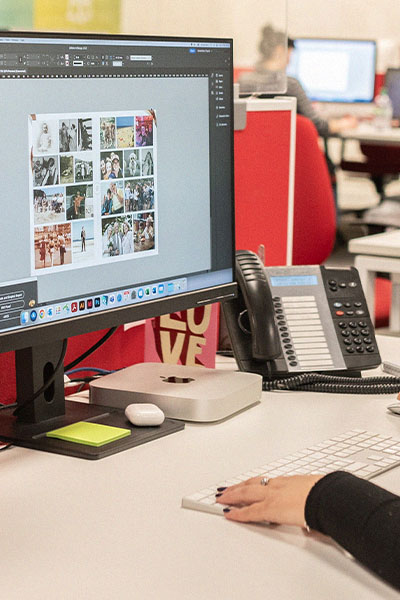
[305,471,400,590]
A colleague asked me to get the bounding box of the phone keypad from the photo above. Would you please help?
[335,318,375,354]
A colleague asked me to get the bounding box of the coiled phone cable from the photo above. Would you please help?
[263,372,400,394]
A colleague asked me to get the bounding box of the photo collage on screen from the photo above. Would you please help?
[29,111,156,273]
[100,113,155,259]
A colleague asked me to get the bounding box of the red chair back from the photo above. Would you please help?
[292,115,336,265]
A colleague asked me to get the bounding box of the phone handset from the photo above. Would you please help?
[236,250,281,360]
[222,250,281,374]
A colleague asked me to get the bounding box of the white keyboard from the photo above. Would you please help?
[182,429,400,516]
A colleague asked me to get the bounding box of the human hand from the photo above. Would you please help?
[216,474,324,527]
[329,115,358,133]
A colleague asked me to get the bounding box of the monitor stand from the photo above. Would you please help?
[0,341,184,460]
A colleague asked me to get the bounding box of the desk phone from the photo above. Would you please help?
[223,251,381,381]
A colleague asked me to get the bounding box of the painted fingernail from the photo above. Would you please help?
[215,493,222,497]
[217,487,227,492]
[223,508,231,513]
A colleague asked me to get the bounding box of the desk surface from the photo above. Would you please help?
[341,124,400,145]
[2,336,400,600]
[348,229,400,257]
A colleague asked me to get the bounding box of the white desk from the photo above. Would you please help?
[349,230,400,331]
[2,336,400,600]
[341,124,400,146]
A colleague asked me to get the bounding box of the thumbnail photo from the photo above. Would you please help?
[100,117,116,149]
[60,155,74,184]
[135,115,153,147]
[72,219,94,263]
[124,180,136,212]
[33,186,65,225]
[32,156,59,187]
[100,150,123,180]
[101,181,124,215]
[123,149,140,178]
[59,119,78,152]
[102,215,133,257]
[116,116,135,148]
[125,178,154,212]
[78,118,92,151]
[34,223,71,269]
[133,212,155,253]
[32,119,58,155]
[66,184,93,220]
[74,154,93,182]
[141,148,154,176]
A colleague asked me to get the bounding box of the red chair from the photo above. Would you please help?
[292,115,336,265]
[375,277,391,328]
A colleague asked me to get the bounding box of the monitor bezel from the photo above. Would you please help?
[0,30,236,354]
[289,37,377,104]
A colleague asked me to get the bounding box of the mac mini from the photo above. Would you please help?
[89,362,262,422]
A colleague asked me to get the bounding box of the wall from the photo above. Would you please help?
[121,0,400,68]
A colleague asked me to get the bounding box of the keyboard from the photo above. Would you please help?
[182,429,400,515]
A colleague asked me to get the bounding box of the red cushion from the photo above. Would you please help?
[292,116,336,265]
[375,277,390,328]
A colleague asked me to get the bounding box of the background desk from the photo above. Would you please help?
[341,124,400,146]
[2,335,400,600]
[336,125,400,204]
[349,230,400,331]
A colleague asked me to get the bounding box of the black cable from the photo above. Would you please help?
[263,372,400,394]
[13,339,68,417]
[64,327,118,372]
[0,402,17,411]
[11,328,117,418]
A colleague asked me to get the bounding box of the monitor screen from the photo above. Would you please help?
[0,32,235,456]
[385,68,400,120]
[287,38,376,103]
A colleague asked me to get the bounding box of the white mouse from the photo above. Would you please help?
[387,403,400,416]
[125,403,165,426]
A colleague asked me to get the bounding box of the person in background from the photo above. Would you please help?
[244,25,359,215]
[216,471,400,590]
[255,25,358,137]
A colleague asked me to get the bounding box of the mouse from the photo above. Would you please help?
[125,403,165,426]
[387,403,400,416]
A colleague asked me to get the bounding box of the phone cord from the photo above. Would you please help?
[263,373,400,394]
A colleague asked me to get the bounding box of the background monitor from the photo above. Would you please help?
[385,68,400,120]
[287,38,376,103]
[0,31,235,457]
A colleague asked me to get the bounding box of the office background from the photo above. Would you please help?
[3,1,400,70]
[120,0,400,70]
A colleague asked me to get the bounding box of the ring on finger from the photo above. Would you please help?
[260,476,270,486]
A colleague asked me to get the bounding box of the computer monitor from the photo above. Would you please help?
[385,68,400,120]
[287,38,376,103]
[0,31,236,457]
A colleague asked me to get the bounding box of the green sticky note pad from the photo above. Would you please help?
[46,421,131,447]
